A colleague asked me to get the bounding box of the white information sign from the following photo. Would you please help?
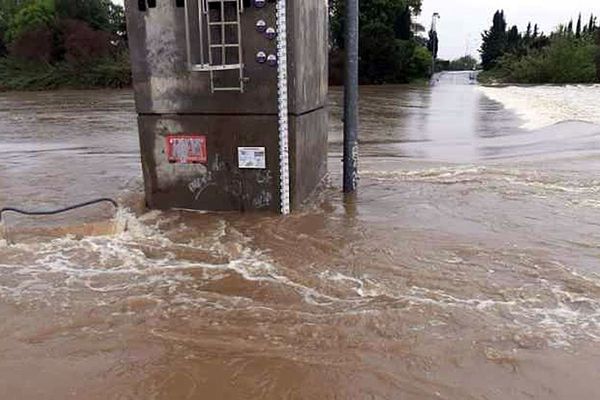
[238,147,266,169]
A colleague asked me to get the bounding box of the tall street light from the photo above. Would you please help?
[431,12,440,76]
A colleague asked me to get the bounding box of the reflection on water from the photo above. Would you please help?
[2,73,600,399]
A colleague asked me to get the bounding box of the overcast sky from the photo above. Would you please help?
[417,0,599,60]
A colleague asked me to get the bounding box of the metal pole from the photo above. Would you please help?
[343,0,359,193]
[430,13,440,76]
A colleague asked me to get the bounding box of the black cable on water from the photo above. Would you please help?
[0,198,119,222]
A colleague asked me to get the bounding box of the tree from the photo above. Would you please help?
[596,29,600,81]
[2,0,127,64]
[507,25,521,53]
[395,5,412,40]
[480,10,507,70]
[329,0,429,84]
[448,55,478,71]
[5,0,55,44]
[576,14,582,38]
[107,2,126,45]
[567,20,573,35]
[55,0,112,32]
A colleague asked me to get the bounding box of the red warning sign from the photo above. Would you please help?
[166,135,207,164]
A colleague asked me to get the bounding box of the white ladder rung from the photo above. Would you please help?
[210,44,239,48]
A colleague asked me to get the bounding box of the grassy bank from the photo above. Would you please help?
[0,55,131,91]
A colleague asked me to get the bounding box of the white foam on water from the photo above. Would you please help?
[0,209,362,313]
[314,262,600,347]
[479,84,600,130]
[362,166,600,207]
[362,165,489,185]
[4,208,600,347]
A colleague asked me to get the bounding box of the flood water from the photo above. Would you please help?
[2,72,600,399]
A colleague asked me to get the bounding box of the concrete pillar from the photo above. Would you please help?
[125,0,328,212]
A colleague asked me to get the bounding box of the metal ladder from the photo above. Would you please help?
[184,0,245,92]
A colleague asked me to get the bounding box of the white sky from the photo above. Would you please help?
[417,0,599,60]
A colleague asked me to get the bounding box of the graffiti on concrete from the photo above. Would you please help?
[188,173,215,200]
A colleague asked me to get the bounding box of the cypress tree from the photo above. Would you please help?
[507,25,520,53]
[480,10,508,70]
[576,14,582,38]
[567,20,573,35]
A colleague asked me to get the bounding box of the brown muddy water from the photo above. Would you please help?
[2,72,600,399]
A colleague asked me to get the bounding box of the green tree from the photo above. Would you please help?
[410,43,432,77]
[329,0,429,84]
[506,25,521,54]
[395,5,412,40]
[55,0,111,31]
[576,13,582,38]
[5,0,55,43]
[596,29,600,80]
[448,55,478,71]
[567,20,573,35]
[480,10,507,70]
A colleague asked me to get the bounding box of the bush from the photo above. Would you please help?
[410,44,432,79]
[9,26,54,62]
[59,19,111,64]
[493,37,597,83]
[447,55,479,71]
[359,22,403,83]
[0,54,131,91]
[0,0,131,90]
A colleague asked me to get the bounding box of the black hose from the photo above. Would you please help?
[0,198,119,222]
